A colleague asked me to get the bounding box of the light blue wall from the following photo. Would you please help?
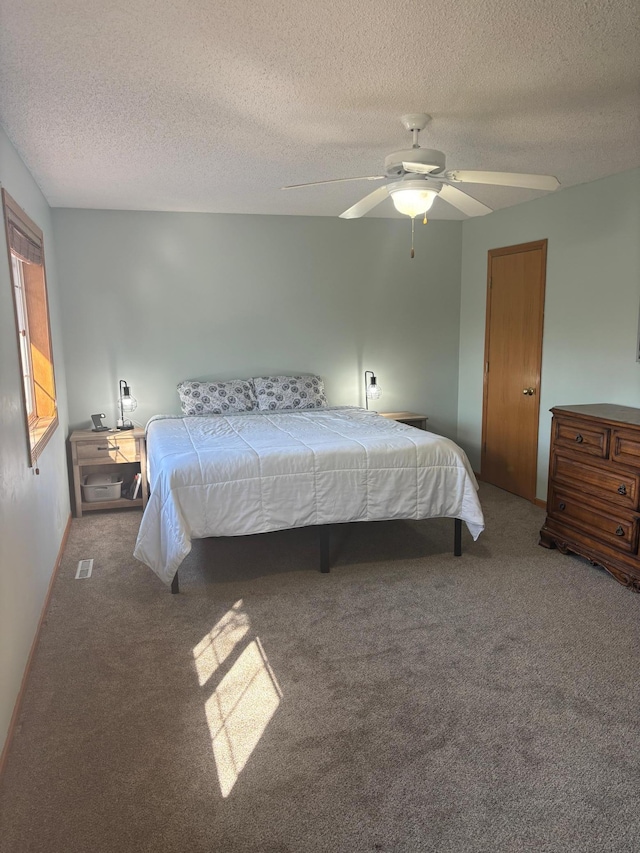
[458,168,640,499]
[0,128,70,754]
[52,210,463,438]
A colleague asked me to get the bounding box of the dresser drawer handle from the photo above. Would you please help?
[97,445,119,451]
[617,484,627,495]
[575,434,584,443]
[615,525,624,536]
[558,501,566,511]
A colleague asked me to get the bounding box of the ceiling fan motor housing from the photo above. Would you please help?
[384,148,446,177]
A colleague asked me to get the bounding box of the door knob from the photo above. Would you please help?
[522,388,535,396]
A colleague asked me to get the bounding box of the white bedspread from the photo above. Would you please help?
[133,408,484,584]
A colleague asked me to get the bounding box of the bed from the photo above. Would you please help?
[133,405,485,592]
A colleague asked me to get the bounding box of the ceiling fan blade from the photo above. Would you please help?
[339,185,390,219]
[445,170,560,191]
[282,175,385,190]
[439,184,493,217]
[402,161,440,175]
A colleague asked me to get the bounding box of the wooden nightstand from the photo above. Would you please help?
[379,411,429,430]
[69,428,148,518]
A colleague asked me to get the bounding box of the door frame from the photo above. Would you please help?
[480,239,548,503]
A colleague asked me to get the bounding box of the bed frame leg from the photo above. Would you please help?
[171,571,180,594]
[454,519,462,557]
[320,525,331,573]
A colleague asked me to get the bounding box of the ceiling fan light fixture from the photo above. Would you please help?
[389,182,439,218]
[285,113,559,221]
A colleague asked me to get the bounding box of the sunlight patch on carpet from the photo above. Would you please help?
[205,637,282,797]
[192,600,250,686]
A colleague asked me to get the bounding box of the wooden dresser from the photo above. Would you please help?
[539,404,640,592]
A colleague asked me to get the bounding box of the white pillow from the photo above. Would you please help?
[252,375,328,410]
[177,379,257,415]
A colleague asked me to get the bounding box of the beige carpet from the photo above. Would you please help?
[1,483,639,853]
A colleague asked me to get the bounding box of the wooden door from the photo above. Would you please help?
[481,240,547,502]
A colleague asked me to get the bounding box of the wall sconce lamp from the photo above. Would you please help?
[117,379,137,430]
[364,370,382,410]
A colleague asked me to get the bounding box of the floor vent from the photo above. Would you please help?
[75,559,94,579]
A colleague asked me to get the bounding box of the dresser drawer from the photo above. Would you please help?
[75,435,139,463]
[611,429,640,467]
[548,487,639,553]
[553,417,610,458]
[552,454,639,510]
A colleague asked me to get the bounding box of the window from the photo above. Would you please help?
[3,189,58,466]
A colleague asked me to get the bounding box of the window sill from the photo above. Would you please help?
[29,413,58,466]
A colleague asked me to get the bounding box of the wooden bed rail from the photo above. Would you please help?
[170,518,463,594]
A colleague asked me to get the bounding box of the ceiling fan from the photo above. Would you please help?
[282,113,560,222]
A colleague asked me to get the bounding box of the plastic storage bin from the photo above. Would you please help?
[82,472,123,502]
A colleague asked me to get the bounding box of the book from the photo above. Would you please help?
[124,472,140,500]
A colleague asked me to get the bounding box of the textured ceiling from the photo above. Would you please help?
[0,0,639,219]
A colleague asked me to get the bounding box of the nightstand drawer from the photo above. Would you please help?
[553,417,609,458]
[548,487,638,553]
[75,435,139,463]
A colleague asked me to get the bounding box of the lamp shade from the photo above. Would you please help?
[364,370,382,410]
[118,379,137,430]
[121,387,136,413]
[389,182,438,218]
[366,380,382,400]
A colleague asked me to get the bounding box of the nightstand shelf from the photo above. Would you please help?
[379,411,429,430]
[69,428,148,518]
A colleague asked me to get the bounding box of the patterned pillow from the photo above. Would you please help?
[252,375,328,411]
[177,379,257,415]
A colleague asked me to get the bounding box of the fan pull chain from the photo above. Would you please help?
[409,215,428,258]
